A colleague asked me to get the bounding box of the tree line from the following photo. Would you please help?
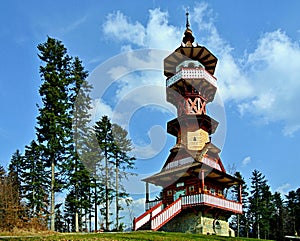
[230,170,300,240]
[0,37,135,232]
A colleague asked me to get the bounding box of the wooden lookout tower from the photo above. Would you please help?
[133,13,243,236]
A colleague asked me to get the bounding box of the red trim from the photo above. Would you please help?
[153,209,182,231]
[134,201,163,223]
[151,198,182,231]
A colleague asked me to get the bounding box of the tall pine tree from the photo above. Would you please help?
[36,37,74,230]
[94,116,114,231]
[230,171,248,237]
[22,140,49,218]
[248,169,274,239]
[111,123,135,230]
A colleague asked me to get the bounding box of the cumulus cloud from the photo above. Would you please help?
[103,11,145,46]
[192,3,300,135]
[240,30,300,135]
[99,3,300,143]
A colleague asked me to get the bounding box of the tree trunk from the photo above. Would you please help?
[105,154,109,230]
[237,214,240,237]
[94,178,97,231]
[115,160,119,230]
[50,156,55,231]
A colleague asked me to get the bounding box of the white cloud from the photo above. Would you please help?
[103,11,145,46]
[99,4,300,140]
[240,30,300,135]
[191,3,300,135]
[242,156,251,166]
[276,183,291,196]
[103,9,181,50]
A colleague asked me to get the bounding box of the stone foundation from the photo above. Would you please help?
[160,210,235,237]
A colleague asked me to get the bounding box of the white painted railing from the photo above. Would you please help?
[166,68,217,87]
[145,199,162,210]
[151,198,182,231]
[203,194,243,213]
[181,193,242,213]
[202,156,222,171]
[133,201,163,231]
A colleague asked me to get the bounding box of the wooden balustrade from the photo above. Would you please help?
[133,201,163,231]
[181,193,242,213]
[137,193,242,231]
[151,198,182,231]
[145,199,162,210]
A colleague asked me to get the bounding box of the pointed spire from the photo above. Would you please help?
[182,10,194,46]
[186,10,190,29]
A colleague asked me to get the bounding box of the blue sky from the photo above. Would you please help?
[1,0,300,212]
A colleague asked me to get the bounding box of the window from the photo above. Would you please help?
[218,190,223,196]
[188,62,195,68]
[210,188,215,195]
[189,185,195,192]
[167,190,173,196]
[176,182,184,187]
[215,220,221,229]
[204,185,208,191]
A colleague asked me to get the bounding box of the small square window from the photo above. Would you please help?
[189,186,195,192]
[167,190,173,196]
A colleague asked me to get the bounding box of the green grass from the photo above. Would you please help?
[0,231,273,241]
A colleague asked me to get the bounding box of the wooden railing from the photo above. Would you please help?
[181,193,242,213]
[145,199,162,211]
[166,68,217,87]
[151,198,182,231]
[136,193,242,231]
[133,201,163,231]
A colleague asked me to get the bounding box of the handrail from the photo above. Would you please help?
[151,198,182,231]
[133,201,163,231]
[166,68,217,87]
[181,193,242,213]
[145,199,162,210]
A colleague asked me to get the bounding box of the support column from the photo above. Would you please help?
[146,182,149,202]
[239,184,242,203]
[201,170,205,191]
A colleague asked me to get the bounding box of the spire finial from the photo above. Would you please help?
[186,9,190,29]
[182,9,194,46]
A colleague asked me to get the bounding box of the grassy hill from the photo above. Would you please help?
[0,231,273,241]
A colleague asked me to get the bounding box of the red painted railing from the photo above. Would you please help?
[151,198,182,231]
[133,201,163,231]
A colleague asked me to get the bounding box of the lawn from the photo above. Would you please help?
[0,231,272,241]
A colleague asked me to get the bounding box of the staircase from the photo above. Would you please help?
[133,198,182,231]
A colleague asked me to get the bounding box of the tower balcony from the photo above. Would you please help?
[166,68,217,102]
[166,68,217,88]
[146,193,242,214]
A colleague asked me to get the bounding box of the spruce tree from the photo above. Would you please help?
[22,140,49,217]
[230,171,248,237]
[36,37,73,231]
[8,150,24,202]
[270,192,284,240]
[94,116,114,231]
[111,123,135,230]
[248,169,273,239]
[66,56,92,232]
